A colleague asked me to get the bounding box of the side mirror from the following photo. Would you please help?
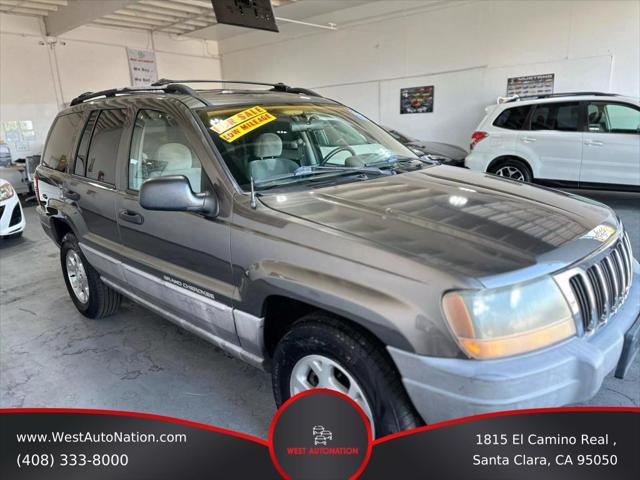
[140,176,218,217]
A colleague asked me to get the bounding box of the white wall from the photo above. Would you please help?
[220,0,640,150]
[0,13,221,158]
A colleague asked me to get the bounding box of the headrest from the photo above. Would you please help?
[253,133,282,159]
[157,143,192,170]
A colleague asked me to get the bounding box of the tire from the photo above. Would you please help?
[272,312,424,438]
[60,233,122,319]
[489,158,533,183]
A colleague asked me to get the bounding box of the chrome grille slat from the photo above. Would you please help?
[593,263,610,320]
[620,234,633,292]
[612,249,625,303]
[600,259,615,311]
[604,256,620,302]
[579,271,598,331]
[565,232,634,334]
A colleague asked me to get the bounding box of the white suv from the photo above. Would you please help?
[465,93,640,190]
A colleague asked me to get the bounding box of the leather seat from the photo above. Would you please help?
[248,133,298,183]
[157,143,202,192]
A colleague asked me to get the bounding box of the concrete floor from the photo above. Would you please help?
[1,191,639,439]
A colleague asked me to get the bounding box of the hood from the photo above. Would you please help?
[260,166,618,284]
[409,141,468,160]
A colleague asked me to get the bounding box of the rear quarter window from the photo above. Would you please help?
[42,113,83,171]
[493,106,530,130]
[85,109,126,185]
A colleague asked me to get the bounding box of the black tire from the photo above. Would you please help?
[272,312,424,438]
[60,233,122,319]
[489,158,533,183]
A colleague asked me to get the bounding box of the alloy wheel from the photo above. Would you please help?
[66,250,89,304]
[290,354,375,436]
[495,165,525,181]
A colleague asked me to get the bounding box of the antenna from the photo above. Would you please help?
[250,177,257,209]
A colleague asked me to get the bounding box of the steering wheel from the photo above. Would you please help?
[320,145,357,166]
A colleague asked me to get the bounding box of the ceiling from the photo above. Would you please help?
[0,0,368,38]
[0,0,68,17]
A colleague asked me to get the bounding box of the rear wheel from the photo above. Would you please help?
[489,158,532,182]
[272,312,424,438]
[60,233,122,318]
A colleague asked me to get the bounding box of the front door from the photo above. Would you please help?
[581,101,640,187]
[115,107,237,344]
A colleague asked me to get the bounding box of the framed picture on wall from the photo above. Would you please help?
[400,85,434,114]
[506,73,554,97]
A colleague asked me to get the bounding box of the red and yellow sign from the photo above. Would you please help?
[211,106,277,143]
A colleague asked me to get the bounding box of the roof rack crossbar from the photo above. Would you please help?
[70,79,323,106]
[69,85,212,107]
[507,91,620,102]
[152,78,290,89]
[70,87,167,106]
[152,78,322,97]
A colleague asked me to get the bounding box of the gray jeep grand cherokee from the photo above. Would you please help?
[35,80,639,437]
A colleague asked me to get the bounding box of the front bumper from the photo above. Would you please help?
[389,260,640,423]
[0,194,25,236]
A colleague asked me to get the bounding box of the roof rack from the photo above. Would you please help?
[151,79,322,97]
[507,91,620,102]
[69,83,207,106]
[69,79,323,107]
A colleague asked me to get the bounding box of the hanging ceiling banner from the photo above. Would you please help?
[127,48,158,87]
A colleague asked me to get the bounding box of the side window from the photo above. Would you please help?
[493,106,530,130]
[129,109,205,193]
[588,103,640,134]
[74,111,100,176]
[42,113,83,171]
[530,102,580,132]
[86,109,126,185]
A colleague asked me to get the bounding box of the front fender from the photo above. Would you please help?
[239,260,445,354]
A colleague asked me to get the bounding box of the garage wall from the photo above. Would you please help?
[0,13,221,158]
[220,0,640,150]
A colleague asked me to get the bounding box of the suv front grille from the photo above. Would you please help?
[568,232,633,333]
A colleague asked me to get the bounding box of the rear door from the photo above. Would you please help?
[66,109,125,246]
[516,101,583,182]
[115,104,237,344]
[581,101,640,187]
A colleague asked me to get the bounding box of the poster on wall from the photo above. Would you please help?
[400,85,434,114]
[126,48,158,87]
[506,73,554,97]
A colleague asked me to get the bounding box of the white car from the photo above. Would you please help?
[465,92,640,190]
[0,178,25,238]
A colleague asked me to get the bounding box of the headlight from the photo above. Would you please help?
[0,183,15,201]
[442,276,576,359]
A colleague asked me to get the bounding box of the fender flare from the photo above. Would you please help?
[240,260,420,352]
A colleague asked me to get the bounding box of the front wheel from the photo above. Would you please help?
[271,312,424,438]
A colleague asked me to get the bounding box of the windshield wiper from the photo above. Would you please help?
[254,164,390,188]
[364,155,424,168]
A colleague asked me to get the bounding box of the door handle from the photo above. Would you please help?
[521,136,537,143]
[63,189,80,201]
[585,140,604,146]
[118,209,144,225]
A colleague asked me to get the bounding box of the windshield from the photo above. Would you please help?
[197,103,419,191]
